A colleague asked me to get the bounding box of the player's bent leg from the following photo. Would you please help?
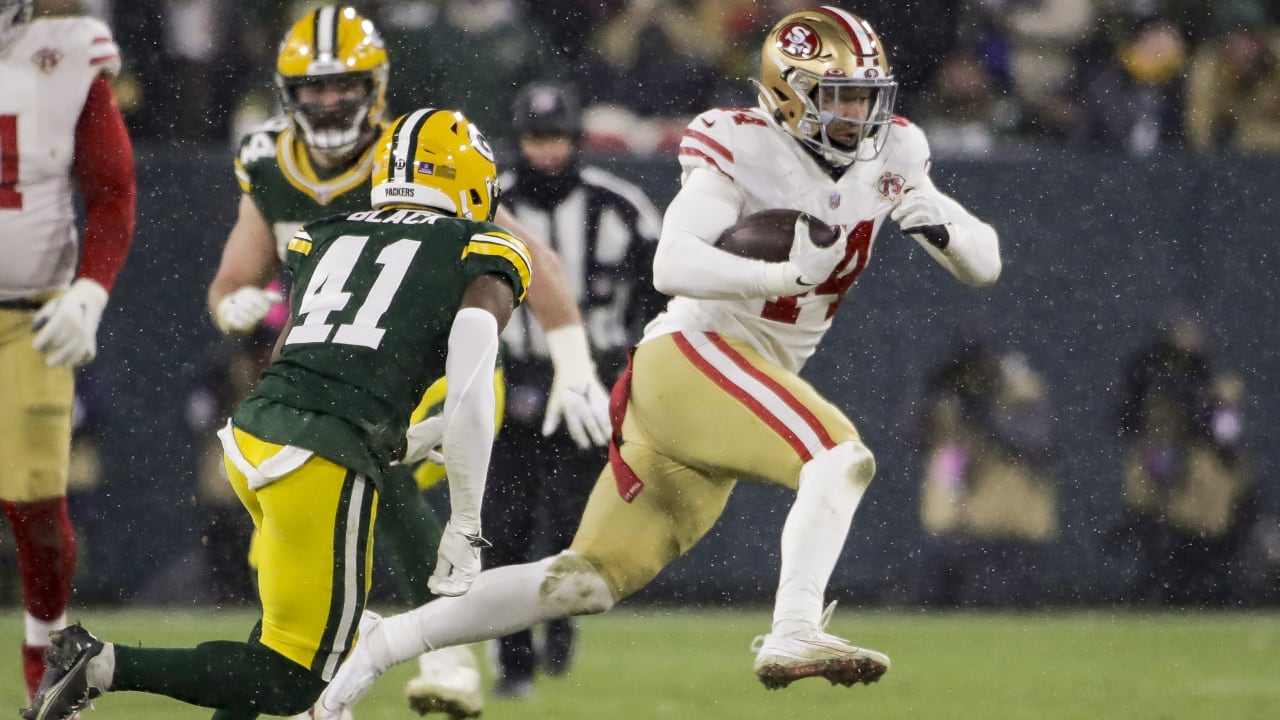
[754,440,888,689]
[22,623,330,720]
[318,552,616,717]
[570,446,734,601]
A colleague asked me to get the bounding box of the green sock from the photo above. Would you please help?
[375,464,444,606]
[112,639,324,716]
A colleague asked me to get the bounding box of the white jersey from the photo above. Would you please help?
[0,17,121,300]
[643,106,931,373]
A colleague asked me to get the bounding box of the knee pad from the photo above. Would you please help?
[801,440,876,492]
[540,551,616,617]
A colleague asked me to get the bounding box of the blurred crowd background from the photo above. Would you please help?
[62,0,1280,158]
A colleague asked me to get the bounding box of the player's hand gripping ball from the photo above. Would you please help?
[715,209,838,262]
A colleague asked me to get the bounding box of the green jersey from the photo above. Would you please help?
[232,208,532,485]
[233,117,383,259]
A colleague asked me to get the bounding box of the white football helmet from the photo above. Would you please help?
[0,0,32,52]
[757,6,898,165]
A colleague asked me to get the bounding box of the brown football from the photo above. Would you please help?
[715,209,839,262]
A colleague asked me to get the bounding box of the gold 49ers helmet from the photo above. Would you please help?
[276,5,389,160]
[757,6,898,164]
[370,109,501,221]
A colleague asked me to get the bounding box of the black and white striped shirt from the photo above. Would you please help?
[497,164,663,369]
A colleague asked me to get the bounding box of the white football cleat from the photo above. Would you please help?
[751,602,890,690]
[403,645,484,719]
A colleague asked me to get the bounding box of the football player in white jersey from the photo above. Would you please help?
[0,0,135,703]
[313,6,1001,715]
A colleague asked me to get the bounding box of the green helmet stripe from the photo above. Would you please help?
[393,108,440,185]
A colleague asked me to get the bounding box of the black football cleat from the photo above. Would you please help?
[19,624,104,720]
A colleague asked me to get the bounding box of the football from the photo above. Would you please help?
[714,209,839,262]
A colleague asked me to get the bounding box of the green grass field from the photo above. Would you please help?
[3,607,1278,719]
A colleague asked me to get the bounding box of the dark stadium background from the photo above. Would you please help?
[69,144,1279,607]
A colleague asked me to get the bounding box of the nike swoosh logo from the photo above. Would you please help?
[701,118,715,127]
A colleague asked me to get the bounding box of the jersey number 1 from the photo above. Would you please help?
[0,115,22,210]
[285,234,421,349]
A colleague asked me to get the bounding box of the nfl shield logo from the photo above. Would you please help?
[828,192,842,209]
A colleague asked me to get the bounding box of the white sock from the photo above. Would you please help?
[771,443,871,636]
[24,612,66,647]
[417,644,477,675]
[367,557,560,672]
[87,642,115,692]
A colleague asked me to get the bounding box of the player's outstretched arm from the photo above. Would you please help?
[208,194,283,335]
[494,205,611,448]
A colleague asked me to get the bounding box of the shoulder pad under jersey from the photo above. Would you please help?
[676,107,771,181]
[233,118,291,193]
[21,17,121,79]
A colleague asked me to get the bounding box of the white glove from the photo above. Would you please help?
[542,325,611,448]
[784,214,848,287]
[214,285,284,335]
[31,278,109,368]
[400,415,445,465]
[428,520,490,597]
[890,188,952,248]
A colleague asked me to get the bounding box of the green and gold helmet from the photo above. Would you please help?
[371,109,500,221]
[275,5,389,161]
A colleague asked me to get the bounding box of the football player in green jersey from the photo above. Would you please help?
[22,108,526,720]
[204,7,609,718]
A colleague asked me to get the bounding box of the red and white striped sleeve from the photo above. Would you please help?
[85,18,121,77]
[678,109,736,181]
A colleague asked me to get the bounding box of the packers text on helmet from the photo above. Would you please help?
[370,109,500,221]
[276,5,389,161]
[757,6,898,165]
